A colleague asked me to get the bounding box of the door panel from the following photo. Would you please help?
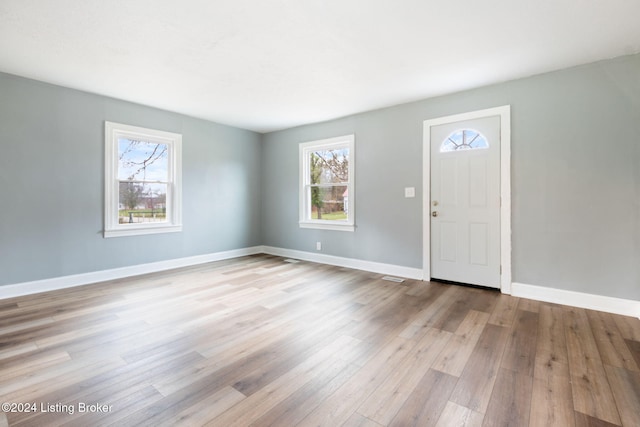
[439,158,458,206]
[469,222,488,266]
[469,157,487,208]
[438,221,458,262]
[430,116,501,288]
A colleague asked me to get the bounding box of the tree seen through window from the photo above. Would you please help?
[309,148,349,220]
[117,138,169,224]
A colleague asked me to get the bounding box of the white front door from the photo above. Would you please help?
[429,115,501,288]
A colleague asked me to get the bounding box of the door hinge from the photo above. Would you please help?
[500,265,502,275]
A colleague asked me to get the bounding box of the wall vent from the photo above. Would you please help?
[381,276,405,283]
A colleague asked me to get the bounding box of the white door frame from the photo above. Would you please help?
[422,105,512,294]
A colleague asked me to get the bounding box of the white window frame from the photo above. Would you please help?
[104,121,182,238]
[299,134,355,232]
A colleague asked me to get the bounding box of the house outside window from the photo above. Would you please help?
[299,134,355,232]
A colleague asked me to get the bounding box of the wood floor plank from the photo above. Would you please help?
[0,316,55,335]
[573,411,622,427]
[62,385,163,427]
[150,329,325,403]
[435,401,484,427]
[625,339,640,368]
[535,304,568,366]
[587,310,639,371]
[357,327,452,425]
[488,294,519,327]
[449,323,510,413]
[430,286,478,332]
[517,298,540,313]
[0,312,121,349]
[482,368,533,426]
[530,360,575,427]
[349,285,407,323]
[2,358,128,426]
[253,360,362,427]
[193,305,305,358]
[67,319,184,361]
[1,356,127,403]
[0,300,19,308]
[167,330,302,396]
[7,351,202,426]
[388,369,459,427]
[530,305,575,427]
[206,336,360,427]
[603,364,640,427]
[345,292,438,346]
[158,386,246,427]
[116,352,304,421]
[432,310,489,377]
[34,315,143,349]
[563,307,622,426]
[467,288,499,314]
[0,349,71,382]
[230,324,357,397]
[342,413,385,427]
[398,285,458,339]
[612,314,640,341]
[0,341,38,360]
[501,309,539,376]
[297,335,418,426]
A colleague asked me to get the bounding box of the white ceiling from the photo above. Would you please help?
[1,0,640,133]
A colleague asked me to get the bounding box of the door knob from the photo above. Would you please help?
[432,211,438,217]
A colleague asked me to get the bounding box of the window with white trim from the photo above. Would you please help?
[299,134,355,231]
[104,121,182,238]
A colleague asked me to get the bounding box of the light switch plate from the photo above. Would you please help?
[404,187,415,198]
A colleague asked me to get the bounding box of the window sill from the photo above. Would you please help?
[104,224,182,238]
[299,221,355,232]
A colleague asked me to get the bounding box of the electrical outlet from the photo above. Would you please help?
[316,242,322,251]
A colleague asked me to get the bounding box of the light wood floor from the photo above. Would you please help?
[1,254,639,427]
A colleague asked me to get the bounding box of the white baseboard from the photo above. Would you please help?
[0,246,263,300]
[512,282,640,318]
[0,245,420,300]
[4,247,638,320]
[261,246,423,280]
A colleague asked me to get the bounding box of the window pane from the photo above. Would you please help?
[118,138,169,181]
[310,185,348,221]
[310,148,349,185]
[441,129,489,152]
[118,182,168,224]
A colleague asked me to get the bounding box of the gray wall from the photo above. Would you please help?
[261,54,640,301]
[2,54,639,302]
[0,73,262,286]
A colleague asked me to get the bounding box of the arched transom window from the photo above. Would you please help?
[440,129,489,152]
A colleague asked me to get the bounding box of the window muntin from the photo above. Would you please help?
[441,129,489,152]
[300,135,355,231]
[105,122,182,238]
